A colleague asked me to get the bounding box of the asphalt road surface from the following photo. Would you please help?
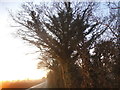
[26,79,48,90]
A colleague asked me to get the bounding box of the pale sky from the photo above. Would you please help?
[0,1,47,81]
[0,0,118,81]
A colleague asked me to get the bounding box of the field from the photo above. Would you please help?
[1,77,46,88]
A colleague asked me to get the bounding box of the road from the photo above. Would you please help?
[26,79,48,90]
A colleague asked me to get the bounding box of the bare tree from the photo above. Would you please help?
[11,2,116,88]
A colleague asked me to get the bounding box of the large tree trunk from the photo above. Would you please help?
[47,66,64,88]
[61,62,82,88]
[77,46,95,88]
[47,56,82,88]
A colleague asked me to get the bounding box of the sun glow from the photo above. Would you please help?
[0,1,48,82]
[0,54,48,81]
[0,69,47,81]
[0,19,47,81]
[0,59,48,81]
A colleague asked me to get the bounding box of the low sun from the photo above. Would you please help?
[0,69,47,81]
[0,59,48,81]
[0,2,48,82]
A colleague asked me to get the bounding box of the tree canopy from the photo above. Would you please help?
[11,2,119,88]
